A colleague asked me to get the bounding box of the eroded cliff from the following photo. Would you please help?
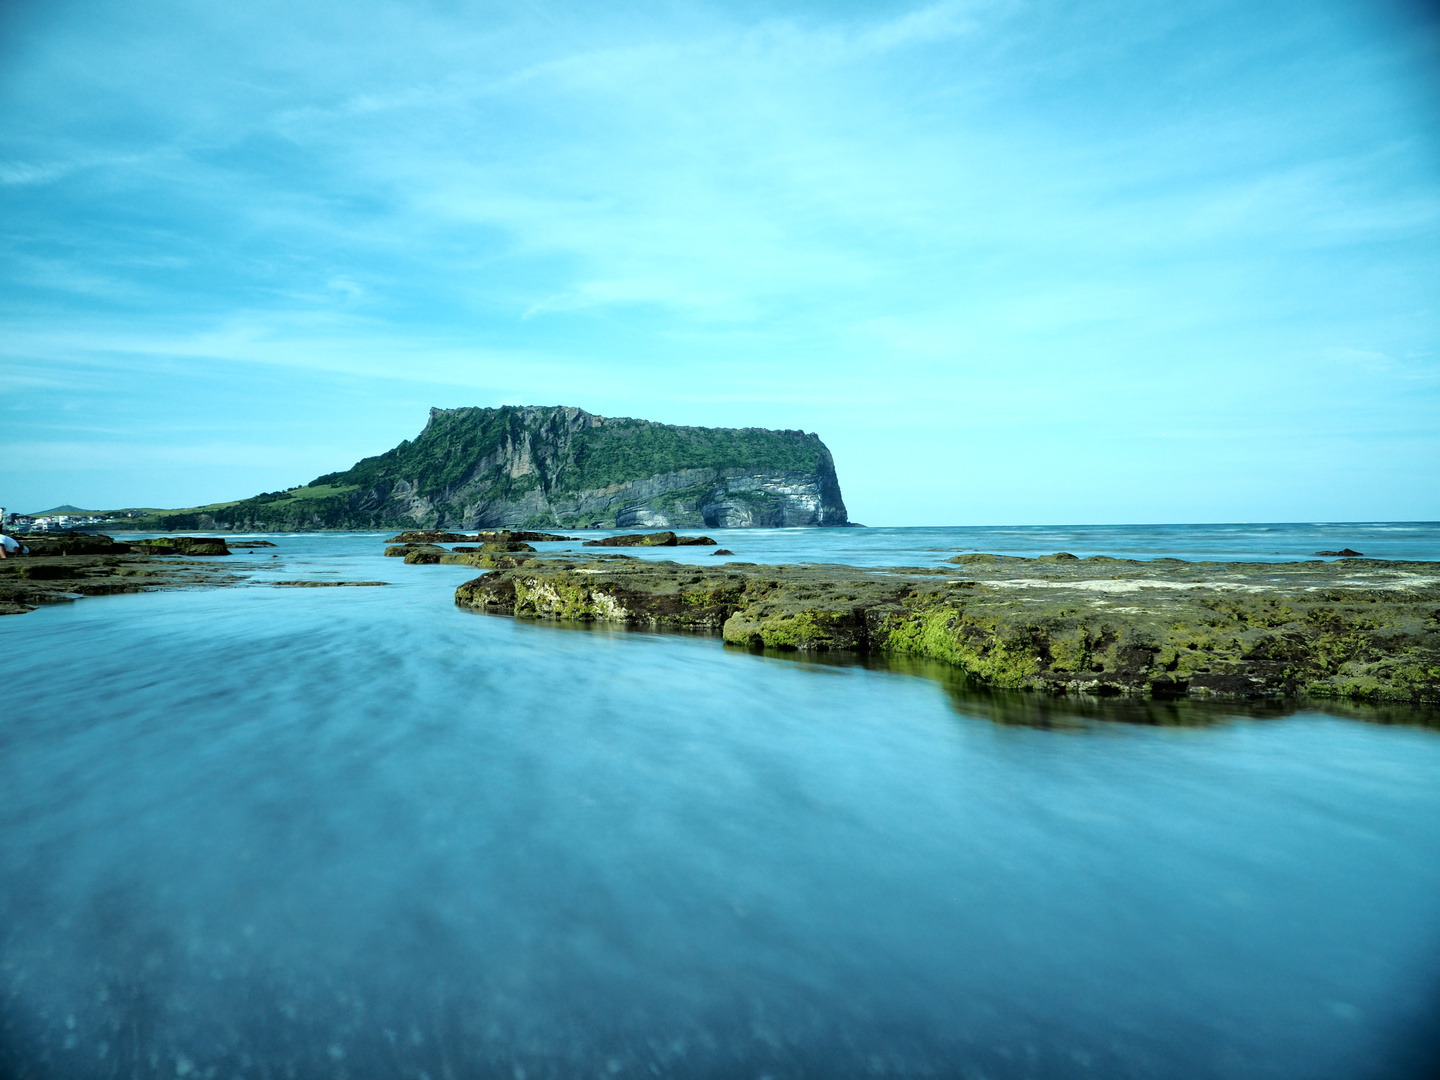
[113,406,850,531]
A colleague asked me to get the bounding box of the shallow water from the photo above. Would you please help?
[3,526,1439,1078]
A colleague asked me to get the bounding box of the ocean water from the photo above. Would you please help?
[2,524,1439,1079]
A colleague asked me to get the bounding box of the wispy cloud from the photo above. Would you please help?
[0,0,1436,520]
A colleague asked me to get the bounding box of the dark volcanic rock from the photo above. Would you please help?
[712,549,735,556]
[1315,549,1364,557]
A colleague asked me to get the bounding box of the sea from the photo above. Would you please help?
[2,522,1439,1080]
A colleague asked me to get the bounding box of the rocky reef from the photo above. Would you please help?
[110,406,849,532]
[443,552,1440,704]
[0,536,242,616]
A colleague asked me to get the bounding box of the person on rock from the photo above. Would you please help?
[0,532,27,558]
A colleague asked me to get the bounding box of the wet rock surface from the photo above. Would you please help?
[448,552,1440,704]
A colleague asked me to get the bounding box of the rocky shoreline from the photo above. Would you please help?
[437,547,1440,705]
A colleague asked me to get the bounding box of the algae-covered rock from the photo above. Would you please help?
[477,540,536,553]
[385,543,446,558]
[583,531,678,547]
[129,537,230,556]
[386,531,472,543]
[446,552,1440,705]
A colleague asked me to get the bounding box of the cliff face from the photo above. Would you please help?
[123,406,849,531]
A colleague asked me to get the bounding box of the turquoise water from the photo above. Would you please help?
[2,525,1439,1078]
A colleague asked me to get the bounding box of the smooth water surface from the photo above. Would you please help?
[3,527,1440,1078]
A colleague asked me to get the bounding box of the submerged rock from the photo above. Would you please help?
[446,553,1440,705]
[582,531,717,548]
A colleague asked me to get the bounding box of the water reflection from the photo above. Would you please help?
[732,645,1440,730]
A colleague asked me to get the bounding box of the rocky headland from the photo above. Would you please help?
[107,406,850,532]
[431,550,1440,705]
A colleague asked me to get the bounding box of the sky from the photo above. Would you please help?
[0,0,1437,525]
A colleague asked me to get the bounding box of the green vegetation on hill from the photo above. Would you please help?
[564,421,825,493]
[309,407,827,496]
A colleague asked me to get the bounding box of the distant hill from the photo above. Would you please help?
[108,406,850,532]
[23,505,96,516]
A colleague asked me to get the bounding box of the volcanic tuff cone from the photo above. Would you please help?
[111,406,850,532]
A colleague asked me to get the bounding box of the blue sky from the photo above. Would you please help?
[1,0,1437,524]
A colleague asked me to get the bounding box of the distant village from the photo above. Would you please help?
[2,508,146,533]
